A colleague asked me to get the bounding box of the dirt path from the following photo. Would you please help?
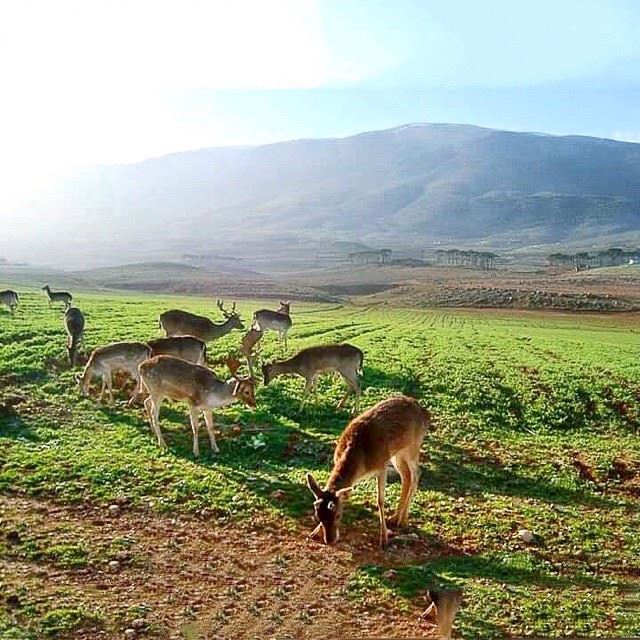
[1,494,439,639]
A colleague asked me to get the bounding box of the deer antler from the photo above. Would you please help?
[217,299,232,318]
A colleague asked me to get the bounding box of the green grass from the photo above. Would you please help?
[1,288,639,638]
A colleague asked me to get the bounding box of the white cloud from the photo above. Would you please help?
[0,0,376,202]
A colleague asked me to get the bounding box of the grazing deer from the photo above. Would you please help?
[147,336,207,365]
[159,300,244,343]
[77,342,151,403]
[262,343,363,411]
[42,284,72,309]
[252,301,292,351]
[306,395,430,548]
[64,307,85,367]
[138,355,256,456]
[0,290,19,314]
[240,327,263,378]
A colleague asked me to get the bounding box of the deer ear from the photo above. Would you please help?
[306,473,323,498]
[335,486,353,500]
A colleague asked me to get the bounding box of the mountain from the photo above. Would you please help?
[7,124,640,268]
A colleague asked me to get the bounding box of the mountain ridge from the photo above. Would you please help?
[6,123,640,268]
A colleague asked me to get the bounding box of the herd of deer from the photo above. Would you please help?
[0,284,463,635]
[3,288,432,548]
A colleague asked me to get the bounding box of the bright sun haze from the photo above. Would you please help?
[1,0,640,206]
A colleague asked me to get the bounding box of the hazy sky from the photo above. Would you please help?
[1,0,639,201]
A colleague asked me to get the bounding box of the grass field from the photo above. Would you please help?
[1,289,639,638]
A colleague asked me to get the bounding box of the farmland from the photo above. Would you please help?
[1,289,639,639]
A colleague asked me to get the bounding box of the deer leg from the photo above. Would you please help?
[389,456,412,528]
[99,374,107,402]
[128,371,142,406]
[376,469,389,549]
[143,395,155,425]
[337,371,358,410]
[336,374,353,409]
[203,409,219,454]
[189,406,200,458]
[106,372,114,404]
[300,378,313,411]
[404,452,422,526]
[336,388,350,410]
[153,402,166,449]
[145,396,166,449]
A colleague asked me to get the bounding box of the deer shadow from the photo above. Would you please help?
[421,441,622,511]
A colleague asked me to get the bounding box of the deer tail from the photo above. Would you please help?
[357,348,364,376]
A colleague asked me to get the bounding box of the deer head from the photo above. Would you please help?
[75,370,91,396]
[224,354,257,408]
[232,377,256,408]
[261,362,273,385]
[217,300,244,330]
[277,300,291,315]
[306,473,353,545]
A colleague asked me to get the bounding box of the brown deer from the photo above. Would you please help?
[43,284,72,309]
[64,307,85,367]
[0,290,19,314]
[422,589,463,640]
[77,342,151,403]
[240,327,263,378]
[147,336,207,365]
[138,355,256,456]
[262,343,363,411]
[252,301,292,351]
[306,395,430,548]
[159,300,244,343]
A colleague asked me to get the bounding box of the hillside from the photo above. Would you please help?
[6,124,640,267]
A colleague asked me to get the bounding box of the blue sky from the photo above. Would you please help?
[0,0,639,201]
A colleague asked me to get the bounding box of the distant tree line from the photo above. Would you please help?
[434,249,498,270]
[547,247,640,271]
[348,249,392,265]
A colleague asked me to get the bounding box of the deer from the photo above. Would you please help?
[147,336,207,365]
[77,342,151,403]
[159,300,244,343]
[64,307,85,367]
[422,589,463,640]
[42,284,73,309]
[240,327,263,378]
[305,395,430,549]
[0,290,19,314]
[252,301,292,351]
[138,355,256,457]
[262,343,363,412]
